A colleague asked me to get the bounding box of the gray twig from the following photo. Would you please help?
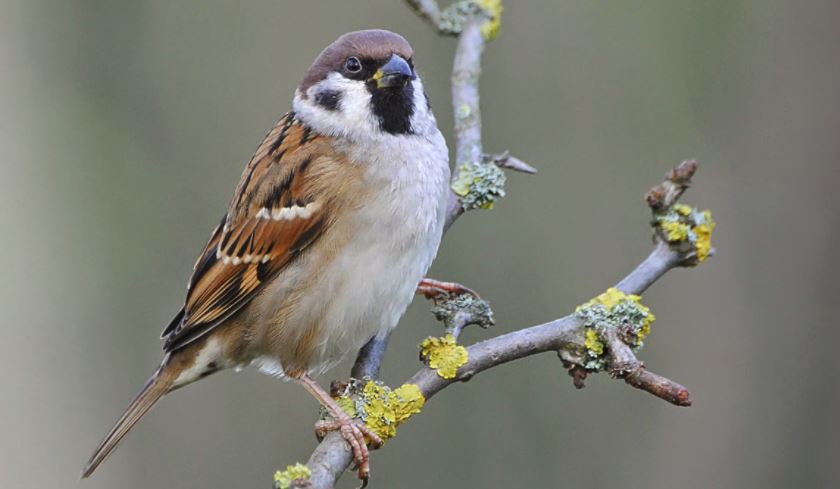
[407,240,687,399]
[602,328,692,407]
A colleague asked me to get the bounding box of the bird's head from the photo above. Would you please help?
[294,29,437,139]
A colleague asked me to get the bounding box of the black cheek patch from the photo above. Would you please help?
[314,89,342,111]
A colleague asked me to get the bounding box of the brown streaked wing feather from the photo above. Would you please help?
[160,214,226,339]
[162,113,331,352]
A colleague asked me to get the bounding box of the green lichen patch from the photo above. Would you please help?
[420,333,469,379]
[575,288,656,371]
[653,203,716,264]
[331,380,425,442]
[431,293,495,331]
[274,463,311,489]
[451,160,506,210]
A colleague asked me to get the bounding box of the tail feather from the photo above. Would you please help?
[81,369,173,478]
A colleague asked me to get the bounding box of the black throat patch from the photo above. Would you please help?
[368,81,415,135]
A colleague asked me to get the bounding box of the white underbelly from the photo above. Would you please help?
[254,181,447,377]
[314,230,438,372]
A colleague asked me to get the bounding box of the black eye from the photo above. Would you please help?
[344,57,362,73]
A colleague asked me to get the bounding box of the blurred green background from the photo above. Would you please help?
[2,1,838,488]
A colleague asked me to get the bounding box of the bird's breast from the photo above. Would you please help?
[252,134,450,377]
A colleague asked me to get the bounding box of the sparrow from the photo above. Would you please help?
[82,29,451,482]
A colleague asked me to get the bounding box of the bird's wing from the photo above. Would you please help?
[162,112,345,352]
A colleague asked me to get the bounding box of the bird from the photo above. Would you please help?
[82,29,452,483]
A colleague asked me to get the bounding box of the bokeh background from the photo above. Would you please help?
[2,1,839,488]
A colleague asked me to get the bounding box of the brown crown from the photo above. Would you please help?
[299,29,414,96]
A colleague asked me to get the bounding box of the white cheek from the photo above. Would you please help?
[293,73,380,140]
[293,72,442,145]
[332,78,371,119]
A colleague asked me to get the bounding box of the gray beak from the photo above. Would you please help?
[373,54,413,89]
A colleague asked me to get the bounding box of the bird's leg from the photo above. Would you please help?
[294,373,382,483]
[416,277,479,301]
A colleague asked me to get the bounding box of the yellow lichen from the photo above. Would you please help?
[363,382,398,440]
[584,329,604,356]
[637,314,654,342]
[392,384,425,422]
[450,161,506,211]
[661,220,690,242]
[334,394,356,418]
[332,381,426,442]
[576,287,656,367]
[693,222,715,261]
[590,287,629,310]
[602,288,656,340]
[451,169,473,197]
[653,204,716,265]
[476,0,503,40]
[420,333,469,379]
[673,203,693,216]
[274,463,311,489]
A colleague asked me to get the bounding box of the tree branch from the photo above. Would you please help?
[288,4,711,488]
[407,240,687,400]
[442,16,485,230]
[305,165,702,487]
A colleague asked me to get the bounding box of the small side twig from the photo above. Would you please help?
[602,328,692,407]
[646,159,698,211]
[485,152,537,174]
[623,367,692,407]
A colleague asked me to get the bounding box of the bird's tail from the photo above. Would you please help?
[81,361,174,478]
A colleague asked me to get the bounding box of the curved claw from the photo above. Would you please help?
[313,416,382,483]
